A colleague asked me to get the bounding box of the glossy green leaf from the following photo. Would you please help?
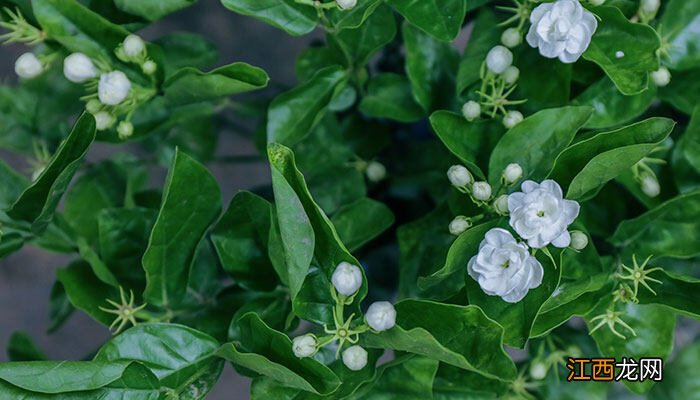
[456,9,499,94]
[649,341,700,399]
[48,280,75,333]
[153,32,219,77]
[57,260,118,326]
[516,47,572,111]
[220,0,318,36]
[387,0,466,41]
[7,332,47,362]
[332,4,396,67]
[353,357,438,400]
[574,77,656,129]
[0,159,27,210]
[114,0,196,21]
[583,6,660,95]
[659,67,700,114]
[658,0,700,70]
[77,236,119,287]
[327,0,383,30]
[331,197,394,252]
[359,73,424,123]
[635,270,700,319]
[142,150,222,308]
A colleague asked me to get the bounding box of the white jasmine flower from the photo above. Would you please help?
[486,45,513,74]
[503,66,520,85]
[461,100,481,121]
[94,111,115,131]
[526,0,598,63]
[117,121,134,139]
[447,165,472,188]
[569,230,588,250]
[14,53,43,79]
[142,59,157,75]
[331,261,363,296]
[292,334,317,358]
[651,67,671,87]
[503,163,523,184]
[640,174,660,197]
[365,301,396,331]
[123,34,146,58]
[501,28,522,48]
[63,53,97,83]
[508,180,580,248]
[503,110,524,129]
[336,0,357,10]
[342,345,368,370]
[472,181,492,201]
[467,228,544,303]
[98,71,131,105]
[365,161,386,182]
[640,0,660,14]
[449,216,472,235]
[530,360,548,380]
[494,195,509,215]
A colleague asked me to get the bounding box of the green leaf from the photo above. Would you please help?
[153,32,218,77]
[658,0,700,70]
[57,260,118,326]
[48,281,74,333]
[331,197,394,252]
[216,313,341,395]
[267,66,348,146]
[583,6,660,95]
[456,9,499,94]
[327,0,383,30]
[0,159,27,210]
[573,76,656,129]
[649,341,700,399]
[361,299,517,381]
[7,113,96,234]
[142,150,222,308]
[387,0,466,41]
[114,0,196,21]
[549,117,675,200]
[354,357,439,400]
[659,68,700,114]
[331,4,396,67]
[487,106,593,185]
[431,364,509,399]
[359,73,424,123]
[636,270,700,319]
[77,236,119,287]
[7,332,47,362]
[220,0,318,36]
[516,47,572,111]
[163,62,269,106]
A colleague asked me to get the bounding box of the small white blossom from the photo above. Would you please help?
[503,110,523,129]
[63,53,97,83]
[86,99,102,114]
[651,67,671,87]
[494,195,509,215]
[331,261,363,296]
[292,334,317,358]
[447,165,472,188]
[640,174,660,197]
[461,100,481,121]
[336,0,357,10]
[94,111,115,131]
[508,180,580,248]
[342,345,368,370]
[502,66,520,85]
[530,361,548,380]
[569,230,588,250]
[503,163,523,184]
[123,34,146,58]
[365,301,396,331]
[472,181,492,201]
[15,53,43,79]
[486,45,513,74]
[142,59,157,75]
[589,0,605,5]
[501,28,522,48]
[366,161,386,182]
[98,71,132,105]
[468,228,544,303]
[526,0,598,63]
[449,216,472,235]
[640,0,660,14]
[117,121,134,139]
[615,51,625,58]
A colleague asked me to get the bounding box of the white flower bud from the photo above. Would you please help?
[502,66,520,85]
[501,28,522,48]
[494,194,509,215]
[117,121,134,139]
[651,67,671,87]
[331,261,363,296]
[292,334,317,358]
[472,181,492,201]
[32,165,45,181]
[336,0,357,10]
[365,301,396,331]
[569,230,588,250]
[94,111,115,131]
[142,59,157,75]
[640,0,660,14]
[98,71,132,105]
[86,99,102,114]
[503,163,523,184]
[63,53,97,83]
[461,100,481,121]
[529,360,548,380]
[449,216,472,236]
[486,45,513,74]
[503,110,524,129]
[640,174,660,197]
[447,165,472,188]
[123,34,146,58]
[15,53,43,79]
[589,0,605,5]
[342,345,368,371]
[365,161,386,182]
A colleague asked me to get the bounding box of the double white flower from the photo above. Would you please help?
[98,71,132,105]
[526,0,597,63]
[331,262,363,296]
[63,53,97,83]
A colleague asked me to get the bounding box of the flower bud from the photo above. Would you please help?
[331,261,363,296]
[449,216,472,236]
[447,165,472,188]
[365,301,396,331]
[123,34,146,58]
[529,360,548,380]
[569,231,588,250]
[494,194,509,215]
[142,59,157,75]
[292,334,317,358]
[485,45,513,74]
[342,345,368,371]
[94,111,115,131]
[503,110,523,129]
[336,0,357,10]
[117,121,134,139]
[651,67,671,87]
[85,99,102,114]
[32,165,45,181]
[640,0,660,14]
[502,66,520,85]
[589,0,605,5]
[461,100,481,121]
[501,28,521,48]
[15,53,43,79]
[503,163,523,184]
[365,161,386,182]
[472,181,492,201]
[98,71,132,105]
[63,53,97,83]
[640,174,660,197]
